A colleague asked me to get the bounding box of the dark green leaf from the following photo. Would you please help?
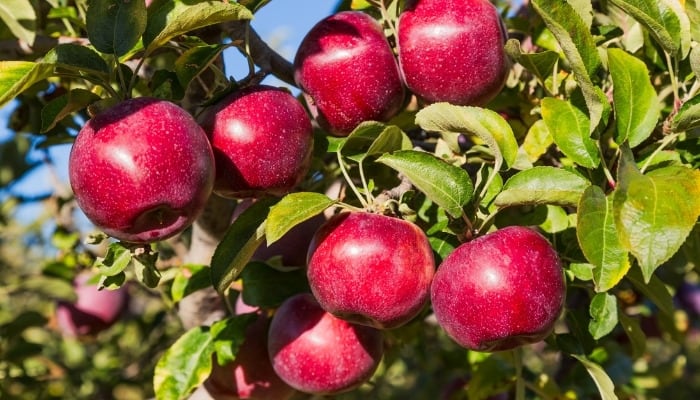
[541,97,600,168]
[174,44,228,89]
[211,198,277,294]
[154,326,213,400]
[614,147,700,281]
[571,355,619,400]
[240,262,310,308]
[339,121,411,162]
[144,0,252,52]
[171,265,211,303]
[44,44,110,75]
[0,61,54,108]
[133,251,161,288]
[415,103,518,170]
[86,0,147,56]
[577,185,630,292]
[0,0,36,45]
[210,315,256,365]
[531,0,606,132]
[494,166,590,207]
[0,311,47,338]
[617,311,646,359]
[506,39,560,85]
[608,0,684,55]
[589,292,619,339]
[40,89,100,133]
[607,48,661,147]
[266,192,334,245]
[377,150,473,218]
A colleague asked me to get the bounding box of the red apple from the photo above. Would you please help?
[267,293,384,395]
[200,85,313,198]
[56,272,128,336]
[69,97,214,243]
[203,315,296,400]
[307,212,435,329]
[397,0,509,106]
[294,11,406,136]
[431,226,565,352]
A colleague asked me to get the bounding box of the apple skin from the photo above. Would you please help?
[431,226,565,352]
[294,11,405,136]
[69,97,215,243]
[203,315,296,400]
[397,0,509,106]
[200,85,313,198]
[56,273,128,336]
[267,293,384,395]
[307,212,435,329]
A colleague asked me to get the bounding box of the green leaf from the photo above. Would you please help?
[94,242,132,277]
[266,192,334,245]
[671,93,700,132]
[20,277,77,302]
[608,0,682,55]
[505,39,560,85]
[617,311,646,359]
[577,185,631,292]
[0,0,36,45]
[589,292,619,339]
[607,48,661,147]
[174,43,228,89]
[240,262,310,308]
[339,121,411,163]
[569,262,595,282]
[144,0,252,53]
[43,44,110,76]
[614,148,700,281]
[154,326,213,400]
[541,97,600,168]
[494,166,590,207]
[210,198,277,294]
[521,120,554,164]
[0,61,54,108]
[531,0,606,132]
[415,103,518,170]
[571,355,619,400]
[210,315,256,366]
[133,250,161,288]
[626,265,675,317]
[377,150,474,218]
[40,89,101,133]
[171,265,211,303]
[86,0,147,56]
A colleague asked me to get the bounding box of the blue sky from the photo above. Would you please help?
[1,0,337,222]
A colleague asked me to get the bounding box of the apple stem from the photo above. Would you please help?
[513,347,526,400]
[337,151,370,209]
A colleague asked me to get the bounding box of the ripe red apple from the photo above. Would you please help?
[431,226,565,352]
[69,97,214,243]
[267,293,384,395]
[397,0,509,106]
[200,85,313,198]
[55,272,128,336]
[294,11,406,136]
[202,315,296,400]
[307,212,435,329]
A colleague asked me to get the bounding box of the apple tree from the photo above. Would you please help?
[1,0,700,399]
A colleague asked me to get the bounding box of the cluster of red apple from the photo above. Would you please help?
[62,0,567,398]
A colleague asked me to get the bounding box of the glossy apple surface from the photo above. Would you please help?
[69,97,214,243]
[56,272,128,336]
[294,11,405,136]
[431,226,565,352]
[397,0,509,106]
[267,293,383,395]
[307,212,435,329]
[203,315,296,400]
[200,85,313,198]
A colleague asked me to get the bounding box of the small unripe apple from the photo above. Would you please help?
[203,315,296,400]
[307,212,435,329]
[294,11,406,136]
[69,97,215,243]
[397,0,509,106]
[267,293,384,395]
[200,85,313,198]
[431,226,565,352]
[56,272,128,336]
